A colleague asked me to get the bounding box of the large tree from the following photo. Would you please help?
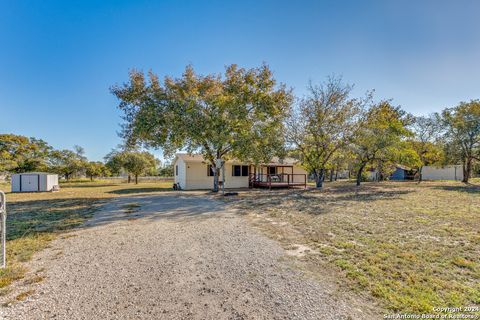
[49,147,87,180]
[112,64,292,192]
[104,149,157,183]
[85,161,109,181]
[0,134,52,173]
[442,100,480,183]
[410,115,444,182]
[285,77,364,188]
[122,151,157,184]
[351,101,416,186]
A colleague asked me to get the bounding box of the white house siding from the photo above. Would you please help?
[183,162,250,190]
[174,158,187,189]
[292,166,308,183]
[422,165,464,181]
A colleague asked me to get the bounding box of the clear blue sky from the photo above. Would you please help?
[1,0,479,161]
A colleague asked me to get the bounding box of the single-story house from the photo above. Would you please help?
[421,165,463,181]
[11,172,59,192]
[173,153,308,190]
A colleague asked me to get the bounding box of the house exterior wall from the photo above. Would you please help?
[422,165,463,181]
[181,161,307,190]
[183,161,250,190]
[174,158,187,189]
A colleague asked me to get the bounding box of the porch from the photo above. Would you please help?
[248,165,307,189]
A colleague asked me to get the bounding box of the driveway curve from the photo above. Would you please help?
[1,193,374,319]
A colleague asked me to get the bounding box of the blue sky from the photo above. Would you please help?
[1,0,479,161]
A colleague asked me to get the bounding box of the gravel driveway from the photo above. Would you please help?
[1,193,375,319]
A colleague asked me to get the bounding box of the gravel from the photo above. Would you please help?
[1,193,376,319]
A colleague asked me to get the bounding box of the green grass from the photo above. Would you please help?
[0,179,173,289]
[230,180,480,314]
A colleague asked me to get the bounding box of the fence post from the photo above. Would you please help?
[0,191,6,268]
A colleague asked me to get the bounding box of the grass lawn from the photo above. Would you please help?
[228,180,480,314]
[0,179,173,292]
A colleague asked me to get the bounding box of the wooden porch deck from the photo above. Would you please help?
[249,173,307,189]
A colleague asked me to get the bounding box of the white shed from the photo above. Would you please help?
[421,165,464,181]
[11,173,59,192]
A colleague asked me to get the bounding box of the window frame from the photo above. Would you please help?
[207,164,215,176]
[232,165,249,177]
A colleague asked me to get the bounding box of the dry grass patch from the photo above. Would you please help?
[0,180,173,289]
[228,181,480,314]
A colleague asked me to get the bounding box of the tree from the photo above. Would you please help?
[410,115,444,182]
[442,100,480,183]
[285,77,364,188]
[351,101,415,186]
[112,64,292,192]
[85,161,108,181]
[104,149,157,183]
[49,148,87,180]
[158,163,174,177]
[122,151,157,184]
[104,149,126,176]
[0,134,52,173]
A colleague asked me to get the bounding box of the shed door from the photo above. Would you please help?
[21,175,39,192]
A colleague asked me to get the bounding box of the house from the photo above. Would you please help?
[421,165,463,181]
[173,154,308,190]
[11,172,59,192]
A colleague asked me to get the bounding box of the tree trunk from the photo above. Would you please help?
[418,166,423,183]
[90,176,93,181]
[135,174,138,184]
[128,175,131,183]
[335,171,338,181]
[315,169,325,188]
[356,164,366,186]
[213,167,220,192]
[462,158,472,183]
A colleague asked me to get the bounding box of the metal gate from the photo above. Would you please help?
[0,191,6,268]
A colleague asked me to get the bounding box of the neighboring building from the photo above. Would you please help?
[11,173,59,192]
[389,165,416,181]
[421,165,464,181]
[173,153,308,190]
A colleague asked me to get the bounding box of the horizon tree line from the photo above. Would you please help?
[1,64,478,188]
[112,64,480,189]
[0,135,172,183]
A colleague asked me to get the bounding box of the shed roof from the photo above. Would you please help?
[12,172,57,175]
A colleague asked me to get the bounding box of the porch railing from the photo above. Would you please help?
[249,173,307,189]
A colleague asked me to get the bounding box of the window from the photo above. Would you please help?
[242,165,249,177]
[207,164,215,176]
[175,165,178,176]
[232,165,249,177]
[268,166,277,175]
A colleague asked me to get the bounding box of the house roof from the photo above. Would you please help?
[175,153,300,166]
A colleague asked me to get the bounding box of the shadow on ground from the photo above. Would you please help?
[108,187,172,195]
[431,184,480,194]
